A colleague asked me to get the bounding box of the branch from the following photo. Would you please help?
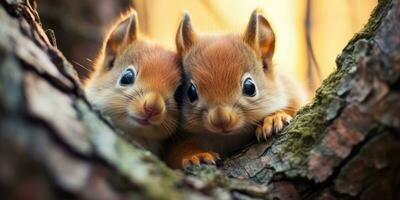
[0,0,399,199]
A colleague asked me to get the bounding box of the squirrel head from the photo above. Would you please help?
[176,10,288,135]
[85,10,183,140]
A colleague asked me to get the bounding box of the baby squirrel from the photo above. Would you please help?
[84,10,183,155]
[166,10,307,168]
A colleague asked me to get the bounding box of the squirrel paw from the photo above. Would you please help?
[182,152,220,168]
[256,111,292,141]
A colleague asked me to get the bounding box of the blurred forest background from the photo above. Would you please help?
[37,0,376,89]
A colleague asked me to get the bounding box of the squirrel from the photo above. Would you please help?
[84,10,183,156]
[166,10,308,168]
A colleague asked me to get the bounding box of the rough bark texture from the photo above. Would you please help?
[36,0,131,80]
[0,0,399,200]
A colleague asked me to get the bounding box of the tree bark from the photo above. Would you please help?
[36,0,131,80]
[0,0,399,200]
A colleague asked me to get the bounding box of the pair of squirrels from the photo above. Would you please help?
[84,9,307,169]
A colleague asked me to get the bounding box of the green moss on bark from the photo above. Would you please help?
[275,0,393,176]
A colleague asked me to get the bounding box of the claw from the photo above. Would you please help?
[255,111,292,141]
[181,151,220,168]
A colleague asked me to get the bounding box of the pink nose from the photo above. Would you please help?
[144,103,161,117]
[208,107,233,131]
[141,92,165,120]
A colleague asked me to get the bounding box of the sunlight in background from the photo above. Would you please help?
[134,0,376,89]
[312,0,377,79]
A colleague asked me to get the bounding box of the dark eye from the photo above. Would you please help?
[119,68,135,86]
[174,84,184,106]
[243,78,256,97]
[187,83,198,102]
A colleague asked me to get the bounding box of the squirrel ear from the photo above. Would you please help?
[176,12,197,56]
[125,11,139,43]
[243,9,275,61]
[105,11,139,56]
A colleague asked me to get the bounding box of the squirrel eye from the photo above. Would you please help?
[174,84,184,106]
[243,78,256,97]
[187,83,198,103]
[119,68,135,86]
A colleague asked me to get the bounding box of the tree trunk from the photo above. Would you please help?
[36,0,132,80]
[0,0,399,199]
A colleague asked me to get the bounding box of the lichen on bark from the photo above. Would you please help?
[1,0,399,199]
[273,0,394,174]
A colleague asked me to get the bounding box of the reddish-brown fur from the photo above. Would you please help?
[187,36,248,103]
[166,10,307,168]
[115,41,181,94]
[85,10,182,155]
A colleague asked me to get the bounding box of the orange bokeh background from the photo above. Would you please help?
[134,0,376,90]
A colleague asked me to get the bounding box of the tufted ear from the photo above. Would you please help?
[243,9,275,65]
[176,12,197,56]
[104,10,139,60]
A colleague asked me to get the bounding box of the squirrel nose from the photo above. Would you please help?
[208,106,235,132]
[143,92,165,118]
